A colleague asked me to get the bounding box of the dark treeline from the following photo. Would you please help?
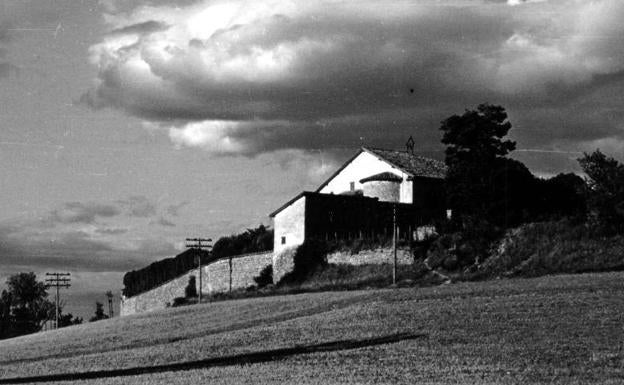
[122,225,273,298]
[211,225,273,259]
[122,248,211,297]
[435,103,623,267]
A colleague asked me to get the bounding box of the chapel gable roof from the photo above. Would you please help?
[365,147,447,179]
[315,147,446,192]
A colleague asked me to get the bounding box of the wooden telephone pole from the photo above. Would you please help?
[185,238,212,303]
[392,204,397,286]
[45,272,71,329]
[105,291,114,318]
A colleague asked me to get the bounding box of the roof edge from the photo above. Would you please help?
[269,191,308,218]
[359,172,403,183]
[361,147,415,176]
[314,148,366,192]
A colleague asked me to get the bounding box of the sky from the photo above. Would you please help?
[1,0,623,319]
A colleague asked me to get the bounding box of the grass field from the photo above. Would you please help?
[0,272,623,384]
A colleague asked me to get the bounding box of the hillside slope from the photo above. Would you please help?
[479,221,624,278]
[0,272,623,384]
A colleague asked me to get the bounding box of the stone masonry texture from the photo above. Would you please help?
[121,247,414,316]
[121,251,273,316]
[326,247,413,266]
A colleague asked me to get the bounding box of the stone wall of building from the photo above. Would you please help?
[362,180,401,202]
[120,251,273,316]
[273,195,306,254]
[326,247,414,266]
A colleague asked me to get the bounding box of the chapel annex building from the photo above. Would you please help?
[270,147,447,255]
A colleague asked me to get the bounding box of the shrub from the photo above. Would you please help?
[172,297,187,307]
[253,265,273,288]
[184,276,197,298]
[278,239,328,285]
[475,219,624,279]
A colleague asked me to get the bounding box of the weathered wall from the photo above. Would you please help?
[272,247,297,283]
[205,252,273,293]
[362,180,401,202]
[327,247,414,266]
[319,151,413,203]
[120,251,273,316]
[120,269,199,316]
[273,195,306,254]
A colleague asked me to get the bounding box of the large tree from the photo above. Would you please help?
[440,104,523,226]
[578,150,624,234]
[1,273,55,339]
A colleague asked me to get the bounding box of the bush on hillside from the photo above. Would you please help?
[295,263,430,291]
[475,220,624,279]
[185,276,197,298]
[578,150,624,234]
[253,265,273,288]
[212,225,273,259]
[172,297,188,307]
[278,239,328,285]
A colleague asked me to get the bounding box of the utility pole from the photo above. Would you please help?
[392,204,397,286]
[228,256,233,293]
[105,291,114,318]
[185,238,212,303]
[45,272,71,329]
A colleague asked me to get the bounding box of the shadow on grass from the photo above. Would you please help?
[0,332,426,384]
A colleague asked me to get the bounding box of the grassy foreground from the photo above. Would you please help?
[0,272,623,384]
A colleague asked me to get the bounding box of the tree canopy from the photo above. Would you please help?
[578,150,624,234]
[0,273,55,339]
[440,104,521,226]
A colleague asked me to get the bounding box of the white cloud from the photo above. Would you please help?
[168,120,246,154]
[507,0,548,6]
[84,0,624,157]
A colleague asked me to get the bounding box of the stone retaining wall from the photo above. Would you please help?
[121,246,414,316]
[120,251,273,316]
[205,252,274,293]
[327,247,413,265]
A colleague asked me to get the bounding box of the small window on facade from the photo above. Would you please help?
[281,236,286,245]
[350,182,355,191]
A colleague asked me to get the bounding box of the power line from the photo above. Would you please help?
[185,238,212,304]
[45,272,71,330]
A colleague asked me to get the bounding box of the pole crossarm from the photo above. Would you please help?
[45,272,71,329]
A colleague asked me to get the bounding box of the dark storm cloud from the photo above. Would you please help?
[152,217,176,227]
[46,196,160,225]
[0,22,18,79]
[0,23,11,42]
[95,227,129,235]
[165,201,189,217]
[0,62,18,78]
[50,202,121,224]
[116,195,157,218]
[84,0,624,168]
[0,223,178,272]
